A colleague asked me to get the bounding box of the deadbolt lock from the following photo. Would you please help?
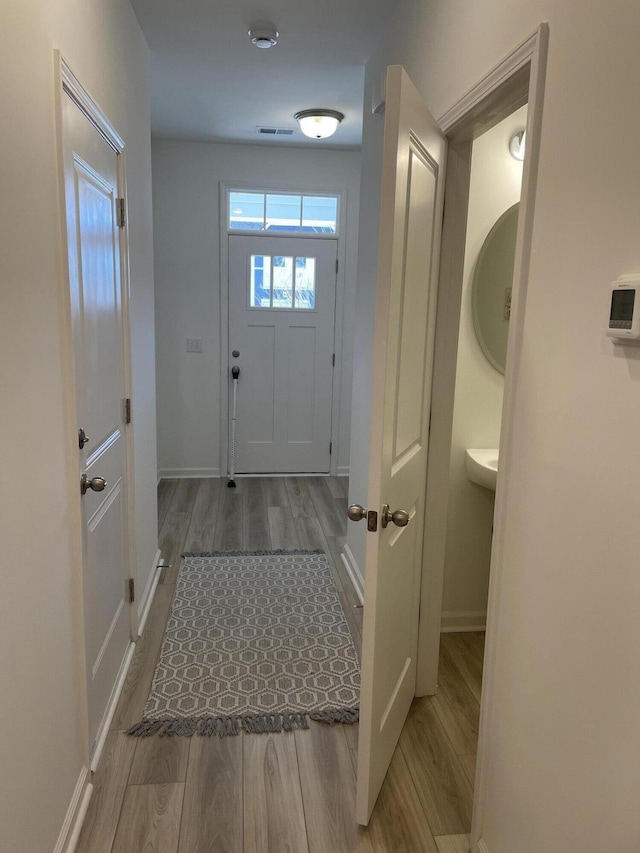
[347,504,378,532]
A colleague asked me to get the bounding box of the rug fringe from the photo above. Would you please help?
[127,708,358,738]
[241,713,309,734]
[310,707,360,726]
[181,549,325,557]
[126,716,241,737]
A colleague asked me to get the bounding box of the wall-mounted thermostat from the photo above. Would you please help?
[607,275,640,341]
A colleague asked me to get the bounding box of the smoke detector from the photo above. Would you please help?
[249,26,279,49]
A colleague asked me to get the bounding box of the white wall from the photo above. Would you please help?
[152,141,360,478]
[352,1,640,850]
[442,107,526,629]
[0,2,156,851]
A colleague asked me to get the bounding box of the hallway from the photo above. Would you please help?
[76,477,481,852]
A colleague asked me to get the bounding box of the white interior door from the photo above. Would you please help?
[63,91,131,753]
[228,235,337,473]
[354,66,446,824]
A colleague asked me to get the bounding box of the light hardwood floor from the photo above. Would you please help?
[76,477,482,853]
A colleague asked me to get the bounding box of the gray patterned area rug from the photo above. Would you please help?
[128,550,360,737]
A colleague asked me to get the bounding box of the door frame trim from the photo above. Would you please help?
[54,52,138,756]
[219,182,348,477]
[411,24,549,849]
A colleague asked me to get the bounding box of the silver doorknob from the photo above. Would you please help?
[81,474,107,495]
[347,504,368,522]
[381,504,410,529]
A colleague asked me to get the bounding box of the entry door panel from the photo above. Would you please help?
[63,91,130,752]
[355,66,446,824]
[229,236,337,473]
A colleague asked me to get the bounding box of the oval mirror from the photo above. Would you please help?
[471,202,519,374]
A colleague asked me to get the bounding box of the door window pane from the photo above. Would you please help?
[229,190,338,232]
[272,256,293,307]
[295,257,316,309]
[266,195,302,231]
[302,197,338,233]
[249,255,316,310]
[250,255,271,307]
[230,192,265,229]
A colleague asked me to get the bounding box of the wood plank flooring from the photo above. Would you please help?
[76,476,484,853]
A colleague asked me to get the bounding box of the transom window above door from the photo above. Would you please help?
[250,255,316,310]
[229,190,338,233]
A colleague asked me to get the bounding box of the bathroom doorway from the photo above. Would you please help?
[415,104,530,826]
[442,105,528,639]
[409,28,548,849]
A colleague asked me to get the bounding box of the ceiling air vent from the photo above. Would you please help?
[256,126,295,136]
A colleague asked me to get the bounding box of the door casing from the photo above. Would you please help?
[55,53,138,769]
[219,183,349,478]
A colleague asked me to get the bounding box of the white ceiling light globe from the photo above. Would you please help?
[294,109,345,140]
[509,129,526,160]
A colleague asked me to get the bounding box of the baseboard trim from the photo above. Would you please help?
[336,466,350,477]
[90,640,136,772]
[441,610,487,632]
[341,544,364,604]
[158,468,221,479]
[53,766,93,853]
[232,472,330,478]
[138,549,162,637]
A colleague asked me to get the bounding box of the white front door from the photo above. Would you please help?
[354,66,446,824]
[62,90,132,753]
[228,235,337,473]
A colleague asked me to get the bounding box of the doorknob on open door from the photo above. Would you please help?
[347,504,367,522]
[81,474,107,495]
[381,504,410,529]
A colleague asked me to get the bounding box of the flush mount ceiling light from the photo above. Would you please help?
[509,129,526,160]
[248,26,279,48]
[294,109,345,140]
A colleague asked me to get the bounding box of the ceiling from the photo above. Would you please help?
[130,0,397,149]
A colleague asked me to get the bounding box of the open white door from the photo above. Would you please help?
[354,66,446,824]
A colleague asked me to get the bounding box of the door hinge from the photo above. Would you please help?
[124,398,132,424]
[116,198,126,228]
[335,259,339,275]
[329,441,333,455]
[332,353,336,367]
[127,578,135,603]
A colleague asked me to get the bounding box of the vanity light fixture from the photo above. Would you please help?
[294,109,345,139]
[509,129,526,161]
[248,26,279,48]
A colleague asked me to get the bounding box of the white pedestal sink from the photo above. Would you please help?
[465,448,499,491]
